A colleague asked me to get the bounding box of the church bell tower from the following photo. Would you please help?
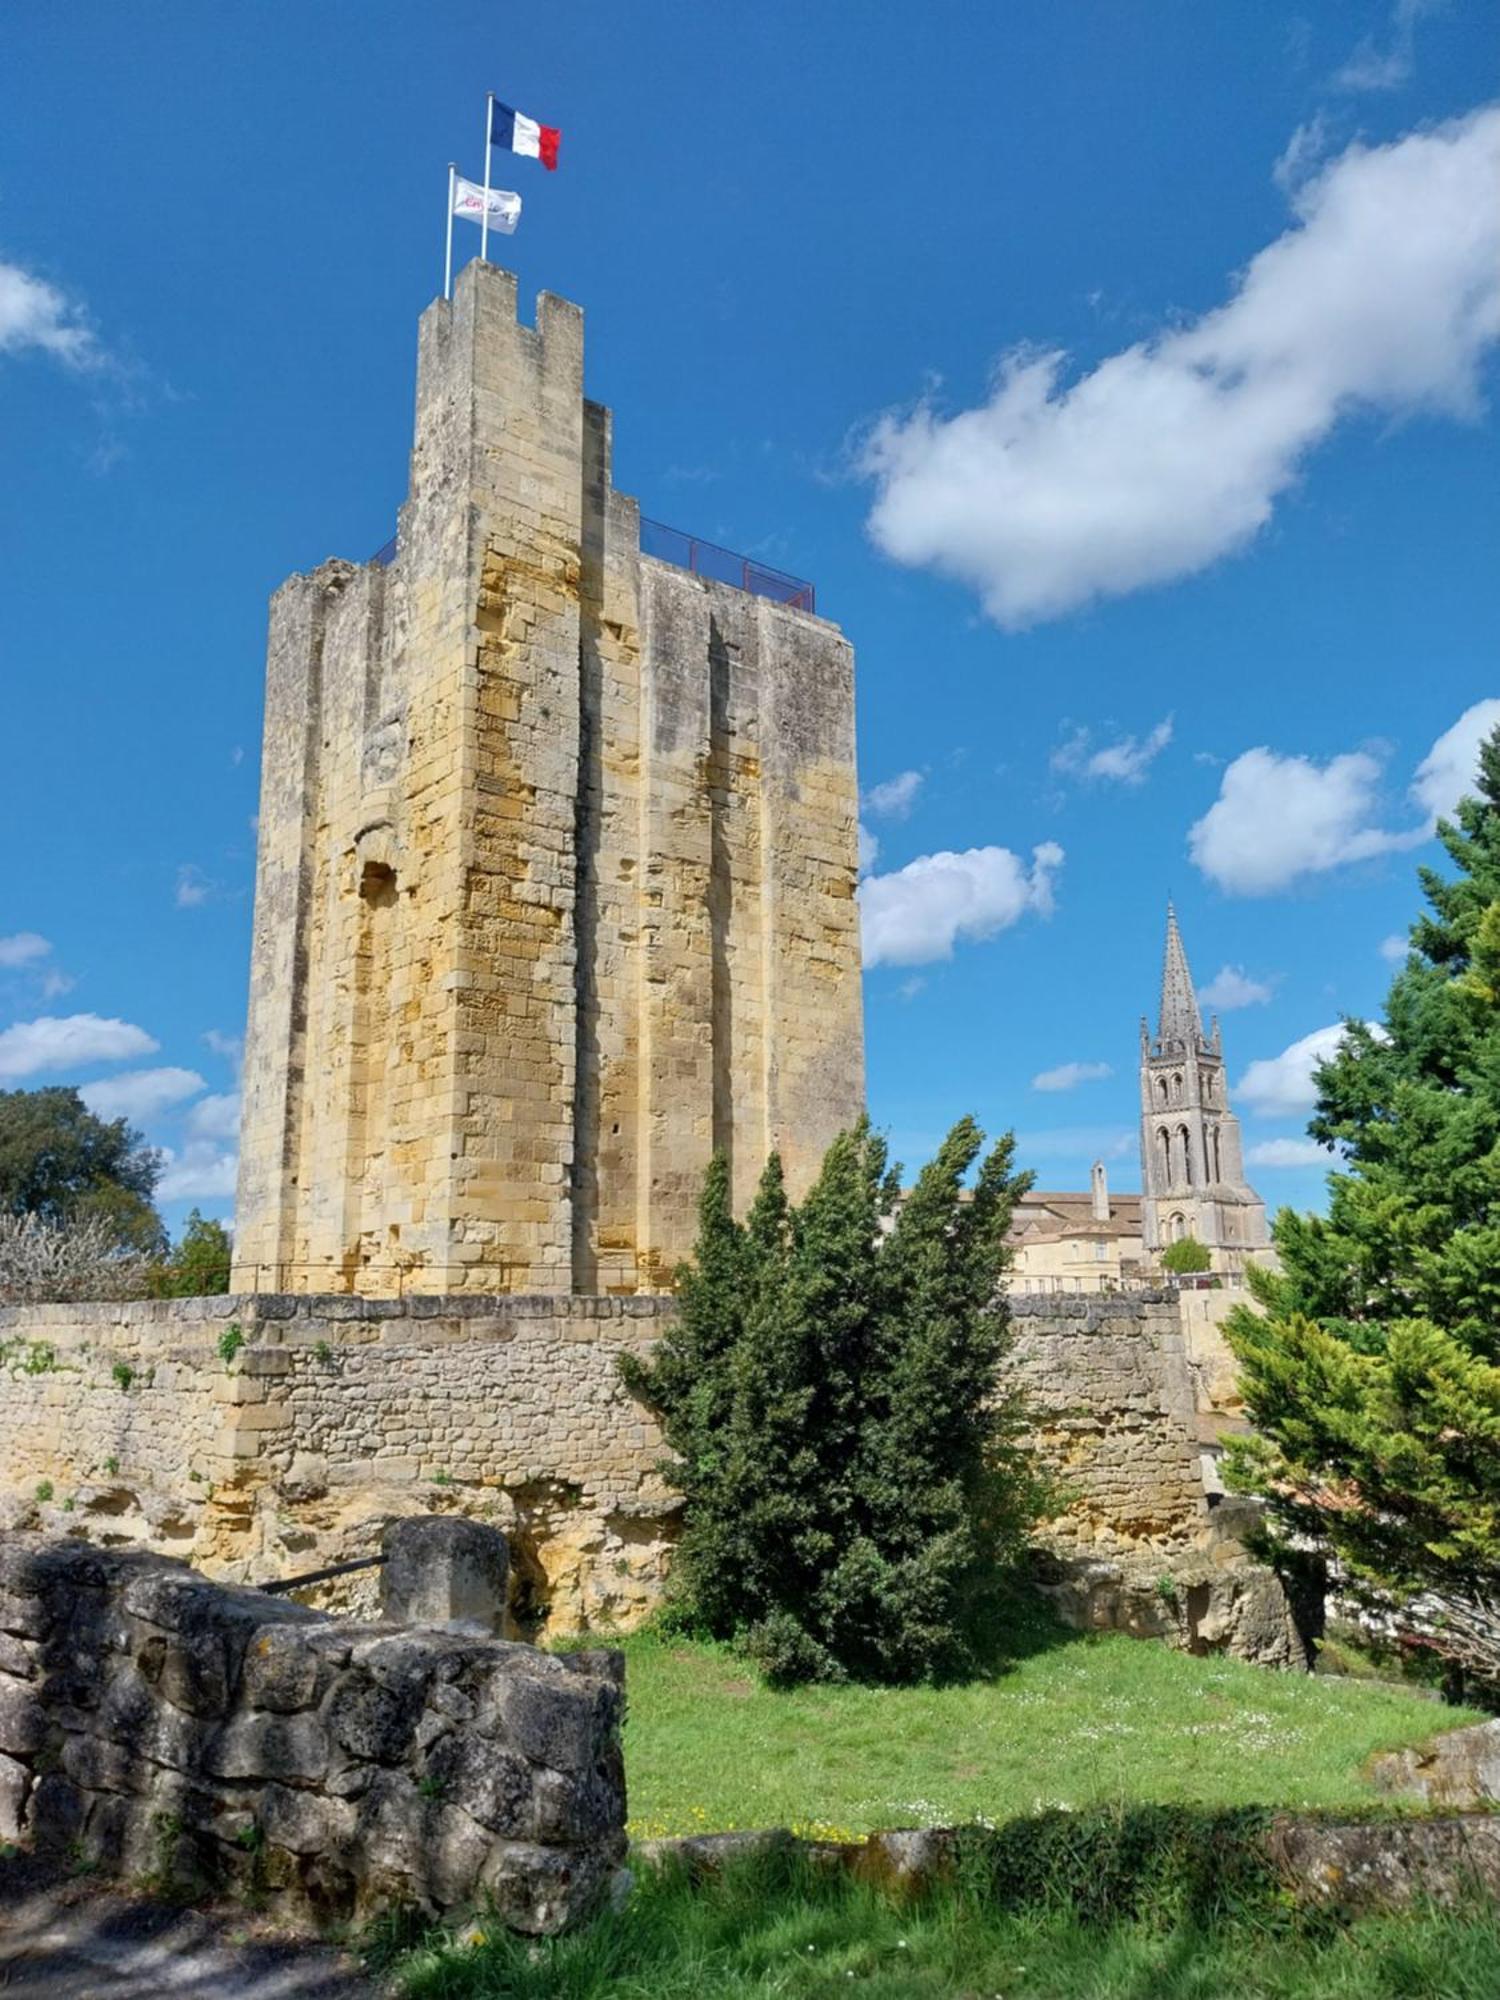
[1138,905,1267,1268]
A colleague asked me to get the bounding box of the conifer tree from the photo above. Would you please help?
[1226,727,1500,1688]
[623,1116,1043,1684]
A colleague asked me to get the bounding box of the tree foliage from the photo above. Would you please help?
[622,1117,1049,1685]
[150,1210,233,1297]
[0,1086,164,1255]
[1225,727,1500,1690]
[1161,1236,1212,1275]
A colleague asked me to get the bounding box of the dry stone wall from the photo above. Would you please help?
[0,1533,626,1932]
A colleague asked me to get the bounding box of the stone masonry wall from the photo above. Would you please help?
[232,259,863,1299]
[0,1534,625,1931]
[0,1295,675,1635]
[1006,1291,1207,1555]
[0,1291,1301,1664]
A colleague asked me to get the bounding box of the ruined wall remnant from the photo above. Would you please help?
[231,259,864,1299]
[0,1533,625,1932]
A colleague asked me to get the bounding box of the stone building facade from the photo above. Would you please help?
[1139,906,1268,1269]
[231,260,864,1299]
[1007,1162,1146,1296]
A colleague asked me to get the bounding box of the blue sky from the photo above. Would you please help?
[1,1,1497,1239]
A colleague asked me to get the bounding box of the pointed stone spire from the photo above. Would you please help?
[1158,902,1203,1048]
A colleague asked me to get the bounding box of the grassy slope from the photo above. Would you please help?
[599,1623,1484,1839]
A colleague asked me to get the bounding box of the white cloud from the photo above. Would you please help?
[861,769,924,819]
[0,932,51,969]
[1198,965,1274,1010]
[1016,1126,1135,1164]
[185,1091,240,1143]
[862,107,1500,627]
[1031,1060,1113,1093]
[857,823,880,875]
[157,1141,238,1203]
[203,1028,245,1077]
[0,256,98,366]
[859,841,1063,968]
[1273,114,1333,195]
[1409,697,1500,823]
[1237,1022,1386,1117]
[0,1013,158,1082]
[1189,745,1421,895]
[1379,933,1409,963]
[1052,717,1173,786]
[1245,1136,1335,1168]
[81,1067,205,1123]
[1336,0,1438,92]
[175,864,213,909]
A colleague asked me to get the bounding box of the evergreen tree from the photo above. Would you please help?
[151,1210,233,1297]
[623,1116,1044,1684]
[0,1086,164,1254]
[1226,727,1500,1688]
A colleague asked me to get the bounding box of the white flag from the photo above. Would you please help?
[452,176,521,235]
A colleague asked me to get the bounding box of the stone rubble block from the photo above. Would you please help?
[0,1531,625,1936]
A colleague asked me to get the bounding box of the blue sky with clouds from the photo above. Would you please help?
[1,1,1497,1238]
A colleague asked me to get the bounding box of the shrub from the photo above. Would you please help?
[622,1117,1050,1685]
[0,1212,153,1305]
[1161,1235,1212,1275]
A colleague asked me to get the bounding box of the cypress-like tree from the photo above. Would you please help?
[623,1116,1043,1684]
[1226,727,1500,1689]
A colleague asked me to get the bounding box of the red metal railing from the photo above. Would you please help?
[640,518,815,614]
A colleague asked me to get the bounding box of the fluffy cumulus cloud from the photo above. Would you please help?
[862,107,1500,627]
[1410,698,1500,823]
[1198,965,1274,1010]
[0,1013,158,1082]
[1052,718,1172,786]
[0,256,98,366]
[1245,1136,1334,1168]
[1189,747,1416,895]
[859,842,1062,968]
[81,1067,205,1123]
[0,932,51,969]
[1237,1022,1387,1118]
[1190,697,1500,896]
[1031,1059,1113,1093]
[857,823,880,875]
[157,1141,238,1203]
[185,1091,240,1143]
[861,769,924,819]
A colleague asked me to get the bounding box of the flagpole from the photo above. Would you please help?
[480,91,494,264]
[444,163,456,300]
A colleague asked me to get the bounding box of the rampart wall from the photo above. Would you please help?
[0,1290,1298,1661]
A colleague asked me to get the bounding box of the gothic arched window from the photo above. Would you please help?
[1178,1123,1193,1186]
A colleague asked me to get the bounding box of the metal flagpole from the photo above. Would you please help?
[480,92,494,264]
[444,163,456,300]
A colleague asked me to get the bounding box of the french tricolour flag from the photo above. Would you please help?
[490,99,561,171]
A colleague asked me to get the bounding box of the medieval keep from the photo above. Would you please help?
[1138,905,1267,1266]
[231,260,865,1297]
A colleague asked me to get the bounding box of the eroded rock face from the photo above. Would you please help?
[0,1532,625,1935]
[1034,1553,1310,1670]
[1371,1718,1500,1808]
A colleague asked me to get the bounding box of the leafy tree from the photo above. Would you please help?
[1160,1236,1212,1275]
[0,1087,164,1255]
[150,1210,233,1297]
[623,1117,1049,1685]
[1225,726,1500,1690]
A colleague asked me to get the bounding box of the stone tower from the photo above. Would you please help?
[231,260,865,1298]
[1138,905,1267,1267]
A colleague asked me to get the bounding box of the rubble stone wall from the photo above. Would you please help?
[0,1534,626,1931]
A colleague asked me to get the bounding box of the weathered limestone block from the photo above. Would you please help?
[1371,1718,1500,1807]
[381,1515,509,1632]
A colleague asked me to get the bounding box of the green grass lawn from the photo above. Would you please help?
[595,1619,1485,1839]
[391,1843,1500,2000]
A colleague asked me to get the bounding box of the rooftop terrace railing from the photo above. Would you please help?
[370,519,816,615]
[640,518,815,613]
